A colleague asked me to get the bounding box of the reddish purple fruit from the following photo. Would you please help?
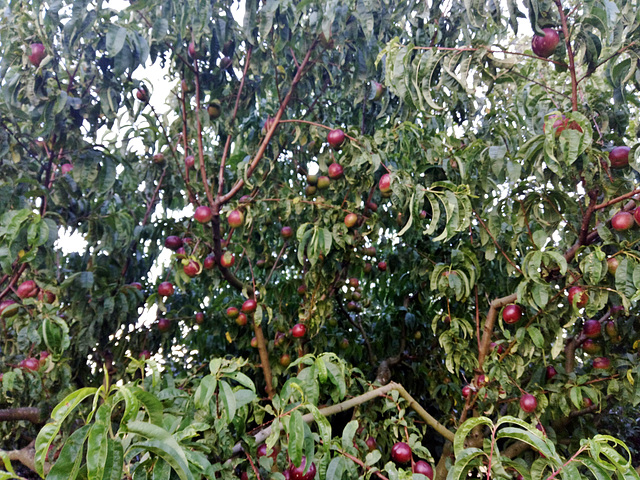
[502,304,522,324]
[195,312,205,324]
[568,286,588,308]
[546,365,557,380]
[379,174,391,193]
[236,313,248,326]
[136,88,149,102]
[281,226,293,239]
[158,281,174,297]
[185,155,195,169]
[609,146,630,168]
[28,43,46,67]
[280,354,291,367]
[413,460,434,480]
[328,163,344,179]
[204,255,216,270]
[634,207,640,225]
[291,323,307,338]
[344,213,358,228]
[611,211,634,231]
[165,236,184,251]
[327,129,345,150]
[531,28,560,58]
[226,307,239,318]
[21,357,40,371]
[228,210,244,228]
[183,260,200,278]
[607,257,619,275]
[520,394,538,413]
[60,163,73,174]
[605,320,618,337]
[17,280,38,299]
[365,436,376,451]
[220,251,235,268]
[378,261,387,271]
[257,444,278,459]
[0,300,18,318]
[317,176,330,190]
[130,282,143,290]
[157,318,171,332]
[593,357,610,369]
[288,457,316,480]
[583,319,601,338]
[194,206,213,223]
[139,350,151,360]
[582,338,601,355]
[37,290,56,303]
[462,385,472,398]
[242,298,257,313]
[391,442,412,464]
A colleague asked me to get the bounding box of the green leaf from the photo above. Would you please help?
[46,425,91,480]
[325,457,345,480]
[133,389,164,426]
[35,388,98,476]
[126,422,193,480]
[495,427,556,462]
[106,26,128,57]
[219,380,237,421]
[87,405,110,480]
[365,449,382,466]
[288,410,305,467]
[577,457,613,480]
[127,441,194,480]
[453,417,493,457]
[341,420,358,451]
[194,376,217,410]
[447,448,486,480]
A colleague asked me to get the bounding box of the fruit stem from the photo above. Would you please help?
[553,0,579,111]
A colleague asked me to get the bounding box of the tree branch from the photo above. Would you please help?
[231,381,455,455]
[219,39,319,205]
[477,293,518,369]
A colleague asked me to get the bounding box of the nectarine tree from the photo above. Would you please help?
[0,0,639,479]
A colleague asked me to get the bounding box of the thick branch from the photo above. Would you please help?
[0,408,43,424]
[2,444,40,477]
[252,312,275,399]
[231,381,455,455]
[477,293,518,369]
[210,207,244,291]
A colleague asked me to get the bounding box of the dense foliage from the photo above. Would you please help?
[1,0,640,478]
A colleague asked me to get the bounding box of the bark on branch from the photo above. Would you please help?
[231,381,455,456]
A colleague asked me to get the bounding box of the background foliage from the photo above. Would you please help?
[1,0,640,478]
